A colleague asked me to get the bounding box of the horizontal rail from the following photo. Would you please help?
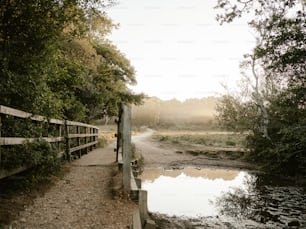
[66,120,98,129]
[0,166,29,180]
[0,105,99,129]
[0,105,65,125]
[68,133,98,138]
[69,141,98,153]
[0,137,65,145]
[0,104,100,180]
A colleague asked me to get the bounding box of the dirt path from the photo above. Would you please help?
[4,143,137,229]
[133,129,254,170]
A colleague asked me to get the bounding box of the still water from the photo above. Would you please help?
[140,167,306,228]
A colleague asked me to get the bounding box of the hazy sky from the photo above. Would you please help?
[106,0,256,101]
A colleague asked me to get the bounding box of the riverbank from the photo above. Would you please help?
[133,129,254,171]
[133,129,306,229]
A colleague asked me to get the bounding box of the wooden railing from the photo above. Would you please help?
[0,105,99,179]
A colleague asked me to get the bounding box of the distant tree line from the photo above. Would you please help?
[0,0,143,123]
[132,97,219,129]
[216,0,305,177]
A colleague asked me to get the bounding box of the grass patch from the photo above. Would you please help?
[153,131,246,149]
[97,137,108,148]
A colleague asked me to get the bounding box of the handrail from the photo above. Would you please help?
[0,105,100,179]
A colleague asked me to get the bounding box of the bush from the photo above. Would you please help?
[1,139,60,176]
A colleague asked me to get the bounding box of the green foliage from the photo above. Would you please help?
[215,0,306,177]
[0,0,70,116]
[216,95,258,132]
[0,0,143,122]
[0,0,144,182]
[1,145,26,170]
[2,139,60,176]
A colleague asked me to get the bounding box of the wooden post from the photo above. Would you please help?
[64,121,71,162]
[119,107,124,152]
[84,127,88,154]
[139,190,150,226]
[89,127,95,151]
[58,124,62,156]
[115,120,119,162]
[0,115,2,167]
[77,126,81,158]
[122,104,132,193]
[115,104,123,162]
[94,128,98,149]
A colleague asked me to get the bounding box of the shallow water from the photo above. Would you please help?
[140,167,306,228]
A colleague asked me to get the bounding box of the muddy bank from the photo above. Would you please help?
[133,130,306,229]
[133,129,254,171]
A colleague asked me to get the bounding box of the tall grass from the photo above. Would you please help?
[153,131,246,149]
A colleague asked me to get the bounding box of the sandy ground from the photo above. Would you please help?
[132,129,254,170]
[1,142,137,229]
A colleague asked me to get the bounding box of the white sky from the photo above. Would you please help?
[106,0,256,101]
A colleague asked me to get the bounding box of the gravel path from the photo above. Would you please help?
[7,143,137,229]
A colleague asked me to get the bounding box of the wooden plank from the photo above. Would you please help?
[49,118,65,125]
[0,105,101,128]
[130,170,138,191]
[66,120,98,129]
[67,133,98,138]
[122,104,132,193]
[0,105,64,124]
[0,105,98,130]
[0,105,42,120]
[0,105,42,122]
[132,208,142,229]
[0,137,64,145]
[64,120,71,161]
[69,141,97,153]
[0,166,29,179]
[43,137,64,143]
[0,115,2,165]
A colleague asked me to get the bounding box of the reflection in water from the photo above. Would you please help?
[215,175,258,219]
[141,167,306,228]
[140,167,240,182]
[215,175,306,228]
[141,167,251,217]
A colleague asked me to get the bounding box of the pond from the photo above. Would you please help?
[140,167,306,228]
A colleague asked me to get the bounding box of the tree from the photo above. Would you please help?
[0,0,68,116]
[215,0,306,176]
[0,0,144,122]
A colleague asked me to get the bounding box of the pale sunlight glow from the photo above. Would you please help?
[106,0,256,101]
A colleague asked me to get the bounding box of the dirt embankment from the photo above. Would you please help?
[132,129,254,170]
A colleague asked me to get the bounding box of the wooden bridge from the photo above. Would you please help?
[0,104,154,229]
[0,105,99,179]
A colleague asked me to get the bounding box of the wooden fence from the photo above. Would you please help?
[0,105,99,179]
